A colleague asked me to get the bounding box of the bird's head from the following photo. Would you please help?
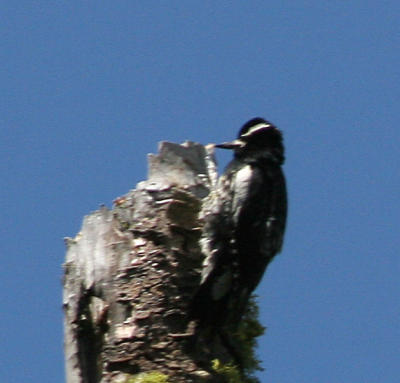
[215,117,284,163]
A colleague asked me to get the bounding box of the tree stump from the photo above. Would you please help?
[63,141,263,383]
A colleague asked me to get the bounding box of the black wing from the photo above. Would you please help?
[234,162,287,292]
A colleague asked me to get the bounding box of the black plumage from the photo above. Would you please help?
[191,117,287,329]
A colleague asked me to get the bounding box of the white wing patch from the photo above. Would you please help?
[231,165,252,223]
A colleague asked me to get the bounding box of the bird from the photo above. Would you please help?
[190,117,287,330]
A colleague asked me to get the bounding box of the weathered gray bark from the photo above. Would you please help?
[63,141,246,383]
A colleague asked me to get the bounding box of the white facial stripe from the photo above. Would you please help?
[241,123,272,137]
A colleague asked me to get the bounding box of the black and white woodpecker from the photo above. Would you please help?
[191,117,287,329]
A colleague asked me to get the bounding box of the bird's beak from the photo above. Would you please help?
[215,139,245,150]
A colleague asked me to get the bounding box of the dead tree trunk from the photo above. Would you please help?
[63,141,263,383]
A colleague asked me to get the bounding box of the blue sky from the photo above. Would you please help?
[1,2,399,382]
